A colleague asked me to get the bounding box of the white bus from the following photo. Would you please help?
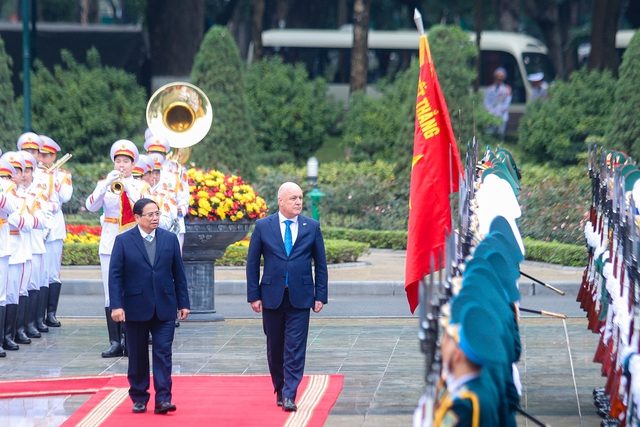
[261,27,555,128]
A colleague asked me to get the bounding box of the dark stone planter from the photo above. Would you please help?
[182,218,252,322]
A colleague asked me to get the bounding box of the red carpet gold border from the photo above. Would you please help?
[76,388,129,427]
[285,374,330,427]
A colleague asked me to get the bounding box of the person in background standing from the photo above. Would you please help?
[483,67,512,139]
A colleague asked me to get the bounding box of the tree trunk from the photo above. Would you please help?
[80,0,99,24]
[522,0,578,80]
[494,0,519,31]
[588,0,623,75]
[561,0,579,77]
[350,0,372,94]
[252,0,265,63]
[147,0,205,77]
[474,0,483,92]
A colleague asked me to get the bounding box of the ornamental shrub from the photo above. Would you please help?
[191,26,258,179]
[518,164,590,245]
[246,57,341,164]
[518,68,616,166]
[606,30,640,159]
[63,162,113,215]
[0,35,22,152]
[16,48,146,163]
[253,161,407,230]
[522,237,587,267]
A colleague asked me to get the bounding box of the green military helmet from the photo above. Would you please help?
[491,159,520,188]
[489,231,523,263]
[618,164,637,177]
[472,238,521,302]
[455,301,509,366]
[496,147,521,173]
[482,167,520,196]
[488,216,524,261]
[462,258,511,304]
[625,169,640,192]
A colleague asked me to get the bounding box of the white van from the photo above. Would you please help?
[261,28,555,127]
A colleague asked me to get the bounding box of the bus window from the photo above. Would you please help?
[480,50,525,104]
[522,52,555,82]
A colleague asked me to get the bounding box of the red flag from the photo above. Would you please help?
[119,191,136,232]
[405,33,463,313]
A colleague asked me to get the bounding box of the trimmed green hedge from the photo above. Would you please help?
[323,227,407,250]
[522,237,587,267]
[62,243,100,266]
[62,238,370,266]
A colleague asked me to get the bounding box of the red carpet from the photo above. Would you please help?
[0,374,343,427]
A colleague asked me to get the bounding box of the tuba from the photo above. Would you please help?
[146,82,213,164]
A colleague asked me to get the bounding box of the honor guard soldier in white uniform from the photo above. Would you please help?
[16,133,56,334]
[1,152,42,351]
[144,136,189,249]
[0,155,19,357]
[19,150,54,340]
[86,140,147,357]
[39,135,73,329]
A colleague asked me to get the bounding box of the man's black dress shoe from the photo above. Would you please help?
[132,402,147,413]
[154,401,177,414]
[276,389,283,407]
[282,397,297,412]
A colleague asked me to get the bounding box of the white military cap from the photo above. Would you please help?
[40,135,61,154]
[19,151,37,169]
[1,151,26,171]
[110,139,139,163]
[139,154,154,173]
[144,136,170,154]
[147,152,164,171]
[144,128,154,140]
[0,157,16,177]
[133,154,152,176]
[17,132,43,151]
[527,72,544,82]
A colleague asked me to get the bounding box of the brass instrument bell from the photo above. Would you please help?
[145,82,213,152]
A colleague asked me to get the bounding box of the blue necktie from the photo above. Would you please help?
[145,234,153,242]
[284,220,293,256]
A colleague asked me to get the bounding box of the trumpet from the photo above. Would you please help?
[111,168,125,195]
[44,153,73,172]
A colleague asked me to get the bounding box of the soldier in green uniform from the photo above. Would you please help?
[431,302,507,427]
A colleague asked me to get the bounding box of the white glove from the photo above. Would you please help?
[43,211,55,230]
[105,170,121,185]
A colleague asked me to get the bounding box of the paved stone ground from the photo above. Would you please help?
[0,317,607,426]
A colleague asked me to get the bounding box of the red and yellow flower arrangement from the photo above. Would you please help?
[186,168,268,221]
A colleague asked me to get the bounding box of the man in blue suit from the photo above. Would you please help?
[109,198,190,415]
[247,182,328,412]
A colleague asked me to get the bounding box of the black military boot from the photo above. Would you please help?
[0,306,6,357]
[46,282,62,327]
[26,290,42,338]
[3,304,20,350]
[36,286,49,332]
[15,296,31,344]
[102,307,123,358]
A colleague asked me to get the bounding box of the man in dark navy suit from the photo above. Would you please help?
[247,182,328,412]
[109,198,190,415]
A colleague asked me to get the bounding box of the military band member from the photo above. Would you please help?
[147,152,178,232]
[86,140,147,357]
[1,152,41,350]
[19,150,54,339]
[144,136,189,249]
[39,135,73,329]
[0,156,19,357]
